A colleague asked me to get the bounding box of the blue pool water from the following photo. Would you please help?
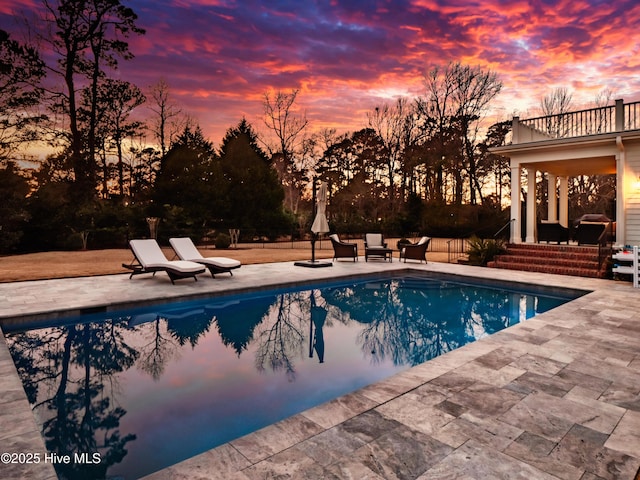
[3,273,582,479]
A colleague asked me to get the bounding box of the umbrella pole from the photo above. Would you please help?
[311,178,316,262]
[309,293,315,357]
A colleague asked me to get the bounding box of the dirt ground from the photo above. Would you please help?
[0,244,451,283]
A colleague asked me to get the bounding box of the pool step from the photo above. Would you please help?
[487,244,611,279]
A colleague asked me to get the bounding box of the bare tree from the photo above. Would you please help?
[367,97,413,211]
[262,89,308,213]
[540,87,573,116]
[422,62,502,205]
[540,87,573,138]
[594,88,614,108]
[452,63,502,204]
[148,78,184,157]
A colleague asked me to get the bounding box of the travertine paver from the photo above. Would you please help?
[0,260,639,479]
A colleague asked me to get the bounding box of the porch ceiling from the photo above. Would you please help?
[524,157,616,176]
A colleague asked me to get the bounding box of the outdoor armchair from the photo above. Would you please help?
[329,234,358,261]
[364,233,392,262]
[399,236,431,263]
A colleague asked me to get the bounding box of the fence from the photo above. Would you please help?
[234,235,470,262]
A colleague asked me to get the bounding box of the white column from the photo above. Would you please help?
[526,167,536,243]
[559,177,569,228]
[548,174,557,222]
[510,164,521,243]
[616,137,625,245]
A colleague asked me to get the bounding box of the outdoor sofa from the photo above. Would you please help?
[537,221,570,244]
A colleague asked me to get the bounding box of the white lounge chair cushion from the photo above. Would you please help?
[130,239,205,273]
[170,237,241,269]
[197,257,241,269]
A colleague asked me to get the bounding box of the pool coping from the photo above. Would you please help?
[1,260,639,479]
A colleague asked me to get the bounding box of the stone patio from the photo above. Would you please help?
[1,259,639,479]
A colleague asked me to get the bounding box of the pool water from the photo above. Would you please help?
[3,273,580,479]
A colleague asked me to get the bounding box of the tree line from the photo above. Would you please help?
[0,0,614,254]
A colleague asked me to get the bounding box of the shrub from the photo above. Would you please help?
[215,232,231,249]
[397,238,411,250]
[466,236,507,266]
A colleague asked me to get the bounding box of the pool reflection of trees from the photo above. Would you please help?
[5,279,545,479]
[321,278,532,366]
[8,321,138,480]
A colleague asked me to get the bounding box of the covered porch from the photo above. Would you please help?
[492,98,640,247]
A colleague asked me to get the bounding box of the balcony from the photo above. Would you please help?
[512,99,640,144]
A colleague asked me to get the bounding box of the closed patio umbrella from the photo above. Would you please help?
[311,181,329,235]
[295,179,332,267]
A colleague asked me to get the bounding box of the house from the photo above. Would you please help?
[491,99,640,246]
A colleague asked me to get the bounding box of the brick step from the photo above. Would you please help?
[493,255,600,269]
[487,261,609,278]
[499,251,601,262]
[487,243,612,278]
[506,243,611,255]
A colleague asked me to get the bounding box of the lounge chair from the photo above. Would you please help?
[124,239,205,284]
[329,234,358,261]
[364,233,392,262]
[399,236,431,263]
[170,237,241,277]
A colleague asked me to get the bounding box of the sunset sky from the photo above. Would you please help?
[2,0,640,147]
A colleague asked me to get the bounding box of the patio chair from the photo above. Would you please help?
[399,236,431,263]
[364,233,392,262]
[124,239,206,284]
[329,234,358,261]
[170,237,241,277]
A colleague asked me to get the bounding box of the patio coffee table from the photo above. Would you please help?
[365,247,393,262]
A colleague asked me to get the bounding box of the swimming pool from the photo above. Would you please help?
[3,272,582,479]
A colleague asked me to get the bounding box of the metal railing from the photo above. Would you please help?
[494,219,515,238]
[515,99,640,143]
[234,235,474,263]
[446,238,470,264]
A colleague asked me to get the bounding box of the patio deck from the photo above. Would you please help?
[1,259,639,479]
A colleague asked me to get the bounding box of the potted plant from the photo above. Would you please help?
[466,236,506,266]
[397,237,412,250]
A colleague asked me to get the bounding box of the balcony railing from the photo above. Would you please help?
[513,99,640,144]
